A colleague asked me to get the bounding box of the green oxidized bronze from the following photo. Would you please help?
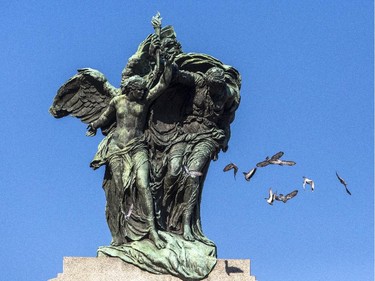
[49,13,241,280]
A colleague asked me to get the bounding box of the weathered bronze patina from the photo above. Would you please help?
[50,13,241,280]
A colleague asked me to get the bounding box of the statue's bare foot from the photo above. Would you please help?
[149,230,166,249]
[183,226,195,241]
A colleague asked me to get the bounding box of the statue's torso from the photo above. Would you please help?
[112,96,147,148]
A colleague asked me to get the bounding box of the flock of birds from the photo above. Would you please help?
[222,151,351,206]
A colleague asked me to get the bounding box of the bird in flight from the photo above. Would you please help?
[336,172,351,195]
[256,151,296,167]
[243,167,257,182]
[303,176,315,191]
[183,165,203,178]
[223,163,239,179]
[275,190,299,203]
[265,188,276,205]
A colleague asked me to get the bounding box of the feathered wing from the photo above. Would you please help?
[335,172,347,186]
[282,160,296,166]
[271,151,284,160]
[223,163,238,174]
[49,68,120,135]
[286,190,298,200]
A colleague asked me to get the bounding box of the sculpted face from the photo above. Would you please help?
[205,67,226,93]
[161,38,182,57]
[206,67,225,83]
[122,75,147,101]
[131,84,147,101]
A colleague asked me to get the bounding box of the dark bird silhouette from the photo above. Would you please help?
[183,165,203,178]
[243,167,257,182]
[224,260,244,276]
[256,151,296,167]
[275,190,298,203]
[265,188,276,205]
[303,176,315,191]
[223,163,238,178]
[336,172,351,195]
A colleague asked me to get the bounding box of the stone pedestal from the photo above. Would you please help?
[49,257,257,281]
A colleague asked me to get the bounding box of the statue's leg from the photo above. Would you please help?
[107,157,127,246]
[136,160,166,249]
[182,141,214,241]
[182,156,209,241]
[164,143,185,188]
[182,179,198,241]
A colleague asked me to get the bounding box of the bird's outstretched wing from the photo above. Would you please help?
[286,190,298,200]
[243,167,257,182]
[335,172,346,186]
[223,163,238,178]
[275,190,298,203]
[280,160,296,166]
[266,188,275,205]
[336,172,351,195]
[270,151,284,160]
[49,68,120,135]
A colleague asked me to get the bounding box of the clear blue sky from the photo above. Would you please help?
[0,1,373,281]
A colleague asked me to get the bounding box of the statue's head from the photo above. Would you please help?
[161,37,182,57]
[205,67,225,88]
[160,25,182,57]
[122,75,147,101]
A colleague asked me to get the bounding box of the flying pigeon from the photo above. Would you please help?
[268,151,296,166]
[183,165,203,178]
[303,176,315,191]
[243,167,257,182]
[223,163,239,178]
[265,188,276,205]
[336,172,351,195]
[256,151,296,167]
[275,190,298,203]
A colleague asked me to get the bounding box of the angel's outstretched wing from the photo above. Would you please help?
[49,68,120,135]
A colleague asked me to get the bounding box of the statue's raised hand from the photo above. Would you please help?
[159,57,176,86]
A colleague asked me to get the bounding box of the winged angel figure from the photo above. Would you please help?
[50,59,175,249]
[50,16,241,279]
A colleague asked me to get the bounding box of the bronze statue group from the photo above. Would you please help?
[50,14,241,279]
